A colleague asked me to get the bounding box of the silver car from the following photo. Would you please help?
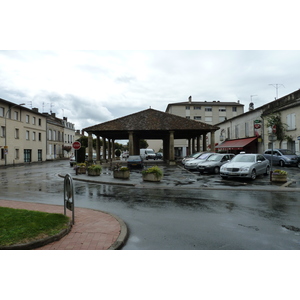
[220,153,270,180]
[197,153,235,174]
[182,152,203,165]
[184,152,215,170]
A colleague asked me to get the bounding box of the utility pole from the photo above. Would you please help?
[269,84,284,99]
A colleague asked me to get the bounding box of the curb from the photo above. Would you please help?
[58,174,136,187]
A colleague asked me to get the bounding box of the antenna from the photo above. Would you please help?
[269,84,284,99]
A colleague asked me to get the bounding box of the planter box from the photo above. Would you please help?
[113,170,130,179]
[77,167,86,174]
[142,173,163,182]
[88,169,101,176]
[272,174,287,182]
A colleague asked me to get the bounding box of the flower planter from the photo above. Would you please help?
[113,170,130,179]
[142,173,163,182]
[272,174,287,182]
[77,167,86,174]
[88,168,101,176]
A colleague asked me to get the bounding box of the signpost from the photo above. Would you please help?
[268,126,277,181]
[72,141,81,150]
[64,174,75,224]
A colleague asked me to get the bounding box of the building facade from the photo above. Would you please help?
[0,98,75,166]
[0,99,47,166]
[161,96,244,157]
[214,89,300,154]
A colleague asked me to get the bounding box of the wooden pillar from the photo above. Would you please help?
[128,131,134,155]
[88,132,93,162]
[102,137,107,160]
[108,139,111,161]
[211,131,216,152]
[197,136,200,152]
[169,131,175,165]
[188,138,191,155]
[192,138,195,154]
[112,139,115,159]
[96,135,101,161]
[203,134,207,151]
[163,138,169,161]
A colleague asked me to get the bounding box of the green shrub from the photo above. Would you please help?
[142,166,163,178]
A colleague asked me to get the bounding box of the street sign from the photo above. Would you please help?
[268,134,277,142]
[72,141,81,150]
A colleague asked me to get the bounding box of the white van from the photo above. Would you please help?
[140,148,157,160]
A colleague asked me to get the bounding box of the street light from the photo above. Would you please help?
[4,103,25,166]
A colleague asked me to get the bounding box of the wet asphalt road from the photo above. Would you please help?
[1,160,300,250]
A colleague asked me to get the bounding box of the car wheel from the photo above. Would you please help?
[279,160,285,167]
[214,167,220,174]
[264,166,270,175]
[251,169,256,180]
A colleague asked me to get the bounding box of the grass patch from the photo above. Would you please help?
[0,207,70,246]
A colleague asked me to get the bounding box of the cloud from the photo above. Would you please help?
[1,50,300,132]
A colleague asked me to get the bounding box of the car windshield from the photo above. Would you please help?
[207,154,222,161]
[198,153,212,160]
[128,156,141,160]
[231,155,256,163]
[280,149,295,155]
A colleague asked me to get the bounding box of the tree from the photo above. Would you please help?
[139,139,149,149]
[265,112,287,144]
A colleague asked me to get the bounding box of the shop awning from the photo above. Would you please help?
[215,137,257,150]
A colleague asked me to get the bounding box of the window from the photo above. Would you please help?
[287,113,296,130]
[32,131,36,141]
[205,107,212,112]
[219,116,226,122]
[15,128,19,139]
[38,133,42,141]
[0,107,4,117]
[186,116,190,119]
[48,129,52,140]
[194,116,202,120]
[38,149,42,161]
[14,111,19,120]
[194,106,201,110]
[53,130,56,141]
[26,130,30,140]
[38,118,42,126]
[15,149,19,159]
[245,122,249,137]
[1,126,5,137]
[185,106,190,110]
[24,149,31,163]
[219,107,226,112]
[235,125,239,139]
[32,117,36,125]
[232,107,237,112]
[205,116,212,123]
[26,115,30,123]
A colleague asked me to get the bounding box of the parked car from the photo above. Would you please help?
[197,153,235,174]
[184,152,215,170]
[220,153,270,180]
[127,155,144,169]
[70,156,76,167]
[263,149,298,167]
[156,152,163,159]
[122,151,129,158]
[296,151,300,168]
[182,152,203,165]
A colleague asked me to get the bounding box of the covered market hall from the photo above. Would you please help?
[83,108,219,164]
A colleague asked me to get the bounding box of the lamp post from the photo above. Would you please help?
[4,103,25,166]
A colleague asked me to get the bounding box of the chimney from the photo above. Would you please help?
[32,108,39,113]
[249,102,254,111]
[188,95,192,103]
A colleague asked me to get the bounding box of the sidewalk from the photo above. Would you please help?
[0,199,128,250]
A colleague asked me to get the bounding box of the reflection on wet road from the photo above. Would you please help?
[1,161,300,249]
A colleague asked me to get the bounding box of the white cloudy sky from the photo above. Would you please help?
[1,1,300,132]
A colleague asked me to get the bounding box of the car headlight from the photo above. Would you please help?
[240,167,250,172]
